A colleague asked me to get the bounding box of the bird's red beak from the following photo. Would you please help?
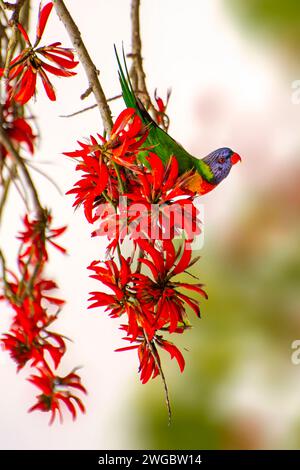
[231,152,241,165]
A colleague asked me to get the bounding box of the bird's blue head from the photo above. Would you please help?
[202,147,241,184]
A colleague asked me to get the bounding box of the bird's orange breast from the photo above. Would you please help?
[185,172,216,195]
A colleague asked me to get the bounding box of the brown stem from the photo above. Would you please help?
[0,164,13,220]
[52,0,113,133]
[2,0,27,78]
[130,0,158,120]
[143,328,172,425]
[0,249,12,298]
[0,128,43,216]
[0,1,15,11]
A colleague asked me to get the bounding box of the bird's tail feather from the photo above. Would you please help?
[114,45,156,128]
[114,45,136,110]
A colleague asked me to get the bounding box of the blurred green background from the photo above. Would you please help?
[123,0,300,450]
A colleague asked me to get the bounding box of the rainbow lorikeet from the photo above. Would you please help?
[115,48,241,195]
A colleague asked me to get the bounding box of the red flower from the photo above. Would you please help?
[2,323,66,371]
[0,2,78,104]
[1,269,66,370]
[91,153,200,246]
[28,366,86,424]
[0,207,85,422]
[88,257,153,339]
[117,326,185,384]
[65,135,110,224]
[134,239,207,332]
[65,108,148,223]
[124,153,200,241]
[17,211,67,263]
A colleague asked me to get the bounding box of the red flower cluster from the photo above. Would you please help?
[64,108,148,223]
[65,109,200,247]
[0,2,78,104]
[65,107,206,392]
[0,211,86,423]
[88,239,206,382]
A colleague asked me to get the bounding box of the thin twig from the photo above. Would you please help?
[3,159,29,210]
[60,103,97,118]
[59,95,122,119]
[130,0,158,120]
[25,160,63,195]
[0,249,11,297]
[143,328,172,425]
[52,0,113,133]
[0,170,12,221]
[0,1,16,11]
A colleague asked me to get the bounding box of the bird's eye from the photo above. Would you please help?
[218,156,225,164]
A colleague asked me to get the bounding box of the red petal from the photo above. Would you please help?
[172,243,192,275]
[17,23,31,45]
[58,395,77,421]
[48,240,67,254]
[40,60,76,77]
[120,256,130,286]
[38,68,56,101]
[160,340,185,372]
[163,240,176,272]
[146,152,165,191]
[177,283,208,299]
[71,396,86,414]
[115,344,139,352]
[44,45,74,59]
[112,108,136,135]
[14,68,37,104]
[36,2,53,41]
[137,239,165,276]
[176,292,200,317]
[39,51,78,69]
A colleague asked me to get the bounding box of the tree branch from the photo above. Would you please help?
[52,0,113,133]
[2,0,27,78]
[0,128,43,216]
[130,0,158,120]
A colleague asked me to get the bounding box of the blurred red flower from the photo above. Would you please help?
[17,212,67,263]
[88,256,154,339]
[0,99,36,160]
[0,2,78,104]
[29,366,86,424]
